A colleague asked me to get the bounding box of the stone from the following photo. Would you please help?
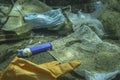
[99,10,120,39]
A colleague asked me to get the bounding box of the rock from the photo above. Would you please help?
[104,0,120,12]
[99,10,120,40]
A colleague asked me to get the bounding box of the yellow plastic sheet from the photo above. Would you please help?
[0,57,81,80]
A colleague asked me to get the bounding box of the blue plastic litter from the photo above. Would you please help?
[24,9,65,29]
[17,42,52,57]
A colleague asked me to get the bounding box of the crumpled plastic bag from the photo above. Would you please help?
[47,9,120,80]
[49,33,120,80]
[0,57,80,80]
[65,10,105,53]
[90,1,108,18]
[24,9,65,30]
[65,11,105,37]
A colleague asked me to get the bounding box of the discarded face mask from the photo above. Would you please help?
[24,9,66,30]
[0,57,81,80]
